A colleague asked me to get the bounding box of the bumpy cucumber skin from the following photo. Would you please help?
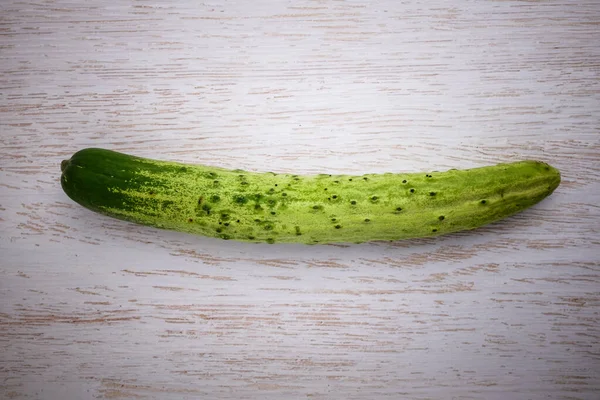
[60,148,560,245]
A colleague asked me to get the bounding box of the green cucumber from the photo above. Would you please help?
[60,148,560,245]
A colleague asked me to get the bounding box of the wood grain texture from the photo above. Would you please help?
[1,1,599,399]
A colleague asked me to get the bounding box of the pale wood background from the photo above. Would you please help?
[1,1,599,399]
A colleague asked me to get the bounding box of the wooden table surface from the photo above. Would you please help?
[1,1,599,399]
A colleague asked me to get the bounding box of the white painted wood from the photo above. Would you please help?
[1,1,599,399]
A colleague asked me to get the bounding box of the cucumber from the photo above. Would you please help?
[60,148,560,245]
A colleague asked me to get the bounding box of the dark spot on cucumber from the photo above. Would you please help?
[328,197,331,201]
[426,174,432,178]
[364,218,371,222]
[348,178,353,181]
[264,224,273,231]
[210,195,220,202]
[438,215,445,221]
[224,222,230,227]
[188,218,193,223]
[149,190,155,195]
[363,177,368,181]
[254,204,263,211]
[206,172,218,179]
[312,205,323,211]
[254,219,261,223]
[334,180,340,184]
[197,196,203,204]
[218,221,222,225]
[233,194,248,205]
[216,227,223,233]
[248,235,255,240]
[295,226,302,236]
[282,192,287,197]
[370,196,378,202]
[213,180,219,186]
[480,199,487,204]
[334,225,342,229]
[429,192,436,196]
[236,219,240,223]
[270,211,276,215]
[202,204,211,215]
[293,177,300,181]
[324,188,328,191]
[332,195,338,199]
[266,238,275,244]
[432,228,438,232]
[395,207,403,213]
[410,188,415,193]
[350,200,357,205]
[402,180,407,184]
[275,184,278,186]
[331,218,337,222]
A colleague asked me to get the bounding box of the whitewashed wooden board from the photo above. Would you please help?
[1,1,599,399]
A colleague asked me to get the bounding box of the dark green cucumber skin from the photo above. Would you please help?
[60,148,561,245]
